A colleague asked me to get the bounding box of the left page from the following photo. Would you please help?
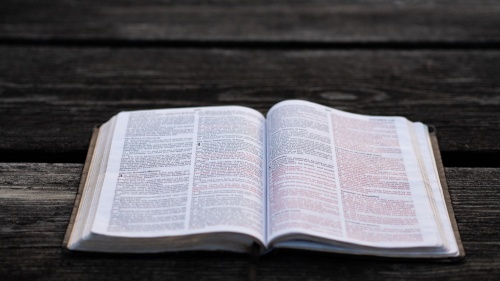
[91,106,266,243]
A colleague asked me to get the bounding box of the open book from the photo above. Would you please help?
[64,100,464,259]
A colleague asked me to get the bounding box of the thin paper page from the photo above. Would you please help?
[267,101,343,242]
[330,108,440,247]
[413,123,459,255]
[92,106,266,243]
[267,100,441,248]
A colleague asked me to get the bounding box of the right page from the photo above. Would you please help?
[266,100,448,251]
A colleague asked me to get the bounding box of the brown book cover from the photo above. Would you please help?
[428,127,466,260]
[62,127,99,249]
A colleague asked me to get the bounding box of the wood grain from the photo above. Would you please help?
[1,1,500,44]
[2,0,499,279]
[0,245,499,281]
[1,47,499,161]
[0,163,499,280]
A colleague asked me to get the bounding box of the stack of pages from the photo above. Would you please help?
[64,100,464,260]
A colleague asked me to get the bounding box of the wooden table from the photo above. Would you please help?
[1,1,499,280]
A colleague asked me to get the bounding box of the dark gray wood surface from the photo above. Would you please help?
[1,164,499,280]
[2,1,500,44]
[1,47,499,164]
[1,0,500,280]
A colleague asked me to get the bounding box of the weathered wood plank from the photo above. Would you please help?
[0,248,252,281]
[0,162,82,189]
[0,163,499,245]
[1,47,499,159]
[443,168,500,241]
[1,1,500,43]
[0,164,499,280]
[0,163,81,247]
[0,244,499,281]
[260,242,500,280]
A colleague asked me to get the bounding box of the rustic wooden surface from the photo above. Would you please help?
[1,0,500,280]
[1,164,499,280]
[2,1,500,44]
[1,47,499,165]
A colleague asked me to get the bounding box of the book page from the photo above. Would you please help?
[267,100,441,248]
[413,123,459,255]
[91,106,266,243]
[266,101,343,241]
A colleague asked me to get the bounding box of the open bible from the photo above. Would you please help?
[64,100,464,259]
